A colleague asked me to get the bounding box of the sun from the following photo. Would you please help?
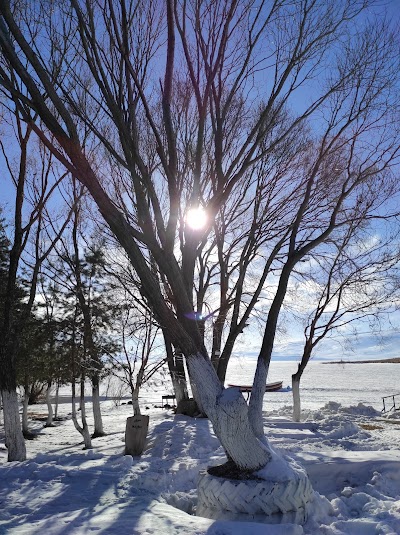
[185,206,208,230]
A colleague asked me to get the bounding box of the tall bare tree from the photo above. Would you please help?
[290,221,400,421]
[0,108,73,460]
[0,1,398,486]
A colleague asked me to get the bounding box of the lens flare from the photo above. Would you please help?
[186,207,207,230]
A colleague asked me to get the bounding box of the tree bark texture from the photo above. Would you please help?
[91,378,105,437]
[166,346,188,405]
[54,382,60,420]
[292,378,301,423]
[79,380,92,448]
[291,343,312,422]
[131,390,141,416]
[0,330,26,460]
[71,205,105,439]
[249,264,294,437]
[186,353,271,471]
[45,381,54,426]
[21,386,29,436]
[1,389,26,461]
[71,378,92,449]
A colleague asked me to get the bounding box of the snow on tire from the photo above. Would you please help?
[197,467,314,524]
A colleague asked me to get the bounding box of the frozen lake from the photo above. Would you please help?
[225,358,400,413]
[3,358,400,535]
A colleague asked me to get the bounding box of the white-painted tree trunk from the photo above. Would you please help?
[186,353,271,471]
[71,380,92,449]
[292,378,301,423]
[92,381,105,437]
[1,389,26,461]
[45,382,54,427]
[131,390,140,416]
[79,384,92,449]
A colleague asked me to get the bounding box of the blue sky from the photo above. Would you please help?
[1,1,399,364]
[235,324,400,362]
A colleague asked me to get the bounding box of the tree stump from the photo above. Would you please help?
[124,415,149,456]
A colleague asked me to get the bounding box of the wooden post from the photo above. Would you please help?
[124,415,149,456]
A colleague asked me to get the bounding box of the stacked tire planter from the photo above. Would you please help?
[197,465,314,524]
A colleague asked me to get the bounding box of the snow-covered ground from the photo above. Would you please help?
[1,360,400,535]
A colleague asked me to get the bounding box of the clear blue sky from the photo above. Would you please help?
[1,1,399,362]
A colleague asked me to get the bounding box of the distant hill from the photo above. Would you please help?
[324,357,400,364]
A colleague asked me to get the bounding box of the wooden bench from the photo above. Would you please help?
[227,381,283,401]
[161,394,176,407]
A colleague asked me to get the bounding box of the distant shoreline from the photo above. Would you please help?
[323,357,400,364]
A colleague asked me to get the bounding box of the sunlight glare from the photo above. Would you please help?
[186,206,207,230]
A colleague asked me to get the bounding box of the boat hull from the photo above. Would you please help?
[227,381,283,393]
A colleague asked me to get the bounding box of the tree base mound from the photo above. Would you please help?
[197,464,314,525]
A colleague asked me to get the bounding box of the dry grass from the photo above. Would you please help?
[27,413,48,421]
[359,423,384,431]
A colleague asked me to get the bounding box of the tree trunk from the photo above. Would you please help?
[172,367,188,405]
[21,385,29,437]
[54,381,59,420]
[0,302,26,460]
[91,375,105,437]
[45,380,54,427]
[80,380,92,448]
[71,377,92,449]
[1,389,26,461]
[291,347,310,423]
[46,144,269,470]
[131,389,141,416]
[248,264,294,438]
[164,332,189,404]
[248,358,270,438]
[186,352,271,471]
[71,206,104,439]
[166,347,188,405]
[216,337,236,384]
[292,377,301,423]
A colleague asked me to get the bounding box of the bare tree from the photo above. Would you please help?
[109,302,166,415]
[102,241,191,405]
[36,278,69,427]
[0,1,398,485]
[0,119,74,459]
[194,147,303,381]
[290,222,400,421]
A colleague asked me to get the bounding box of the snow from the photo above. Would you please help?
[1,360,400,534]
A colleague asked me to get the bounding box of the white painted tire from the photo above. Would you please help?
[197,468,314,524]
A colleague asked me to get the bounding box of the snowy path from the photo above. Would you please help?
[1,361,400,534]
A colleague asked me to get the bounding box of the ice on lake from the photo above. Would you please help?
[225,358,399,412]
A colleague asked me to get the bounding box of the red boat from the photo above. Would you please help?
[227,381,283,393]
